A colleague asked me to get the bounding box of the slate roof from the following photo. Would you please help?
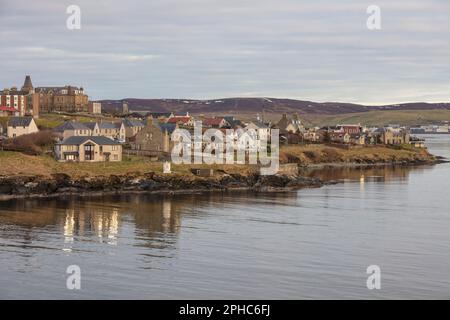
[54,121,90,132]
[224,116,242,128]
[83,122,98,130]
[122,118,144,127]
[58,136,121,146]
[157,123,177,135]
[246,120,268,129]
[8,117,34,127]
[98,122,120,129]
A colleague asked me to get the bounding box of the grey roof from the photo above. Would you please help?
[98,122,120,129]
[224,116,242,128]
[58,136,121,146]
[247,120,268,129]
[83,122,98,130]
[54,121,90,132]
[8,117,33,127]
[122,118,144,127]
[157,123,177,134]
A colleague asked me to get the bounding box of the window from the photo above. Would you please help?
[113,155,118,160]
[84,144,94,161]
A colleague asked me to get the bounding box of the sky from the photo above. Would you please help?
[1,0,450,104]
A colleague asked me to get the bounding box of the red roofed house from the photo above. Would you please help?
[0,106,20,117]
[202,117,230,128]
[167,116,194,126]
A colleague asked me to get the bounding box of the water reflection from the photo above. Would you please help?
[303,164,428,184]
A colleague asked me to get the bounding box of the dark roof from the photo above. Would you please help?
[8,117,34,127]
[58,136,121,146]
[54,121,90,132]
[84,122,98,130]
[98,122,120,129]
[122,118,144,127]
[157,123,177,135]
[224,116,242,128]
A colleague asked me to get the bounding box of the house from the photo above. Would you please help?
[7,117,39,138]
[329,131,350,144]
[130,118,177,155]
[167,115,194,126]
[409,137,426,148]
[377,128,410,145]
[337,124,362,135]
[245,120,270,139]
[122,118,145,140]
[202,117,230,128]
[0,106,20,117]
[276,113,305,134]
[303,128,323,143]
[96,121,126,142]
[55,136,122,162]
[53,121,91,140]
[223,116,243,129]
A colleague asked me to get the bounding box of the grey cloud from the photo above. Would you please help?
[0,0,450,104]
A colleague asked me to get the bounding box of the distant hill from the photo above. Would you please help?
[98,98,450,117]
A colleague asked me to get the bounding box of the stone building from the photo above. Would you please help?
[55,136,122,162]
[36,85,89,113]
[379,128,410,145]
[88,102,102,114]
[6,117,39,138]
[0,75,39,117]
[130,118,177,155]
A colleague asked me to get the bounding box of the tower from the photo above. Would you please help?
[21,75,34,93]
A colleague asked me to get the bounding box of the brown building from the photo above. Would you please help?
[130,118,177,156]
[36,84,89,113]
[1,76,40,117]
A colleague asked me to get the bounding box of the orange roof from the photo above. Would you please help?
[203,118,224,126]
[167,116,191,124]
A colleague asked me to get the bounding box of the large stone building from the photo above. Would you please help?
[36,85,89,113]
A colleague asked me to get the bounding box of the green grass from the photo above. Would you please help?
[35,114,99,129]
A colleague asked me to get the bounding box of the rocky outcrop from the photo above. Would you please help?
[0,172,324,200]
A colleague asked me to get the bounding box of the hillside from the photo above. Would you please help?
[99,97,450,118]
[308,110,450,127]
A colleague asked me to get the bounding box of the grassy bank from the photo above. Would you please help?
[279,144,436,165]
[0,144,437,178]
[0,151,258,177]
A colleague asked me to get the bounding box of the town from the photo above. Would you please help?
[0,76,427,171]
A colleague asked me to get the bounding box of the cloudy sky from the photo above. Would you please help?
[1,0,450,104]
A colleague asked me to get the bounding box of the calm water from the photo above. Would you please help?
[1,135,450,299]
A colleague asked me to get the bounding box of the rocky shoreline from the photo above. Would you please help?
[0,157,445,202]
[0,172,326,201]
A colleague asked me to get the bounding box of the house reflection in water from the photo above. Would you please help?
[304,165,416,184]
[0,195,188,254]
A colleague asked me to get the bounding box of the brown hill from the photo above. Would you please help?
[98,97,450,116]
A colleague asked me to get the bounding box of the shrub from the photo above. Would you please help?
[0,130,56,155]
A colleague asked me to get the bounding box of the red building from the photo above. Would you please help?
[0,106,20,117]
